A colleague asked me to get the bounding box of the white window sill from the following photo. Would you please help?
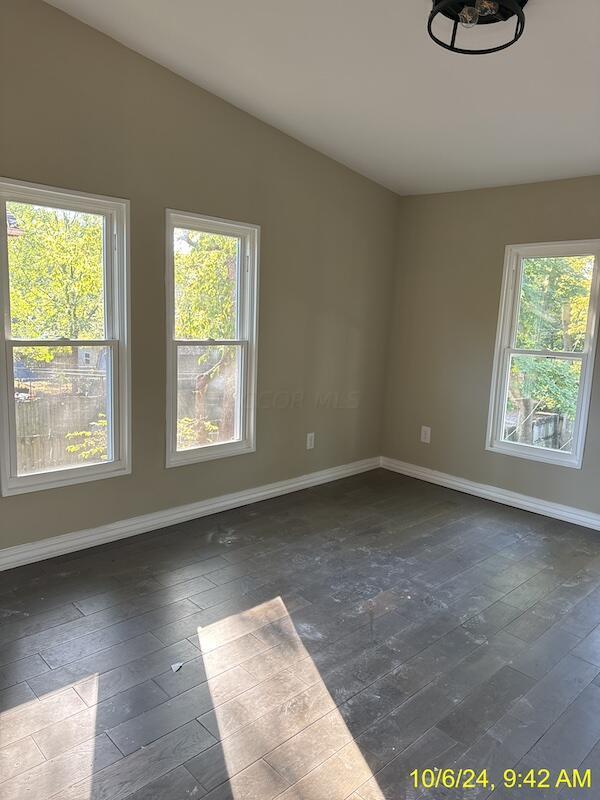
[1,461,131,496]
[166,439,255,468]
[486,441,582,470]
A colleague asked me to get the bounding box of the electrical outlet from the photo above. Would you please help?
[420,425,431,444]
[306,432,315,450]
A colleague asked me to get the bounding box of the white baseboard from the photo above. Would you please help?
[4,454,599,571]
[0,457,379,571]
[380,456,600,532]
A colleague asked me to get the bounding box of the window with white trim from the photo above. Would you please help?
[487,241,600,468]
[0,179,130,495]
[166,210,259,466]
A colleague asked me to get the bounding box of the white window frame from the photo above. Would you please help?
[0,178,131,495]
[165,210,259,467]
[486,240,600,469]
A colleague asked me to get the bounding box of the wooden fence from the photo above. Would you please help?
[15,395,106,473]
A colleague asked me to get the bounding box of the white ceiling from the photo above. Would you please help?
[45,0,600,195]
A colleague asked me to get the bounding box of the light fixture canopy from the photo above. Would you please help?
[428,0,528,54]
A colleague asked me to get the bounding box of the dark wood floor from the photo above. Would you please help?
[2,470,600,800]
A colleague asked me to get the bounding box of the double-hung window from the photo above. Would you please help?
[0,179,130,495]
[487,240,600,468]
[166,210,259,466]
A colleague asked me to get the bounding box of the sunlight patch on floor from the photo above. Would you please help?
[0,675,101,800]
[195,596,386,799]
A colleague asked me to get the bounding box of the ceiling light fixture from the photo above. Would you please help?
[428,0,528,54]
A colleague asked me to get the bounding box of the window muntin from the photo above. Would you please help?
[0,179,130,494]
[487,242,600,468]
[166,211,258,466]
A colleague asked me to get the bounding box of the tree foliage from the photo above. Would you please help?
[510,356,581,419]
[173,229,239,447]
[7,206,240,465]
[7,202,104,353]
[66,413,109,461]
[515,256,592,353]
[174,228,237,340]
[507,256,593,448]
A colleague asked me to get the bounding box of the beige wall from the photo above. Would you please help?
[0,0,399,549]
[2,1,599,556]
[384,176,600,514]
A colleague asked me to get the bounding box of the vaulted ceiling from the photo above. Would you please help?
[45,0,600,194]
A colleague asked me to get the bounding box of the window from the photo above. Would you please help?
[0,178,130,495]
[166,210,259,466]
[487,241,600,468]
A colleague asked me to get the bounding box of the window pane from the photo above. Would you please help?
[502,354,581,454]
[176,345,242,451]
[13,345,112,475]
[515,256,595,353]
[6,202,106,340]
[173,227,239,340]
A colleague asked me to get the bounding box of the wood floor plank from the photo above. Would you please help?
[153,632,268,697]
[0,594,201,668]
[0,655,49,691]
[107,665,256,755]
[72,578,166,616]
[436,665,535,746]
[185,683,335,791]
[357,726,460,800]
[510,625,581,679]
[153,557,231,588]
[32,680,168,759]
[197,670,307,740]
[0,688,86,747]
[524,683,600,768]
[73,639,200,706]
[28,633,165,697]
[2,471,600,800]
[0,735,121,800]
[201,759,288,800]
[56,721,215,800]
[117,765,206,800]
[264,708,353,783]
[0,736,45,783]
[275,742,373,800]
[0,681,36,714]
[0,603,83,646]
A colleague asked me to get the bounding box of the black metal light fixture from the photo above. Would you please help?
[428,0,528,54]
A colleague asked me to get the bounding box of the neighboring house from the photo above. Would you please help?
[6,210,23,237]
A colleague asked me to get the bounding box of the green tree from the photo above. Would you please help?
[173,229,238,447]
[66,413,109,461]
[515,256,593,353]
[174,228,237,340]
[7,202,104,351]
[8,203,108,466]
[507,255,593,449]
[7,206,239,464]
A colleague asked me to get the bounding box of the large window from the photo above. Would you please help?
[166,210,259,466]
[0,179,130,495]
[487,241,600,468]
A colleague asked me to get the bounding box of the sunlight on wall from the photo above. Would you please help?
[195,596,386,799]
